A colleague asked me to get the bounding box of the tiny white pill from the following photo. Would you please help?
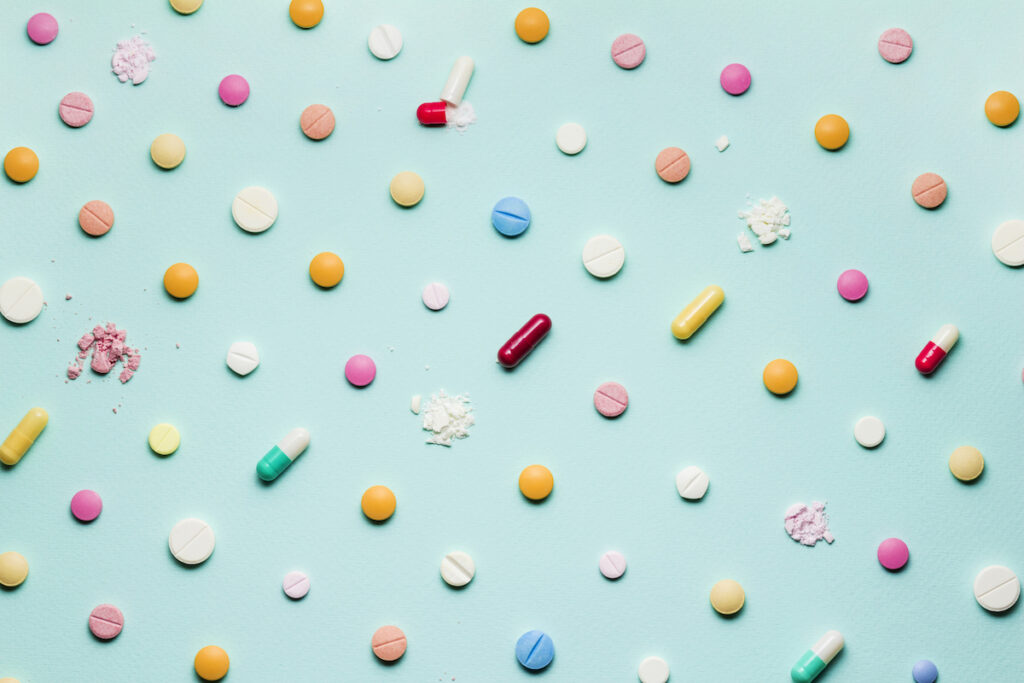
[0,276,44,324]
[556,122,587,155]
[715,135,730,152]
[226,341,260,376]
[169,518,215,565]
[854,416,885,448]
[422,282,450,311]
[991,219,1024,267]
[440,551,475,587]
[638,656,670,683]
[411,395,422,414]
[737,233,753,252]
[582,235,625,278]
[232,186,278,233]
[283,571,310,599]
[368,24,403,60]
[974,565,1020,612]
[676,465,709,500]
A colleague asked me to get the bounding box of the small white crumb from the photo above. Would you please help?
[411,395,422,414]
[737,233,754,252]
[425,365,430,370]
[758,232,778,245]
[715,135,730,152]
[386,345,395,352]
[778,228,791,239]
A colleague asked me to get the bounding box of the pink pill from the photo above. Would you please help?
[877,537,909,571]
[283,571,310,599]
[89,604,123,640]
[836,269,869,301]
[720,63,751,95]
[599,551,626,580]
[371,625,407,662]
[345,354,376,387]
[611,33,645,70]
[27,12,58,45]
[421,282,450,311]
[70,489,103,522]
[59,92,94,128]
[593,382,628,418]
[218,74,250,107]
[878,28,913,64]
[79,200,115,237]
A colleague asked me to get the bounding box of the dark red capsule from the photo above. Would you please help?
[416,101,447,126]
[498,314,552,368]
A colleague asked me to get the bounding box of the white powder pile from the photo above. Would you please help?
[738,196,791,250]
[445,102,476,132]
[112,36,155,85]
[420,391,474,446]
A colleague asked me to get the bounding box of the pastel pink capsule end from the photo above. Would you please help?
[916,324,958,375]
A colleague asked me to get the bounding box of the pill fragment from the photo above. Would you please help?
[974,565,1020,612]
[491,196,531,237]
[912,173,947,209]
[440,551,475,587]
[300,104,335,140]
[498,313,551,367]
[611,33,645,69]
[516,630,554,670]
[676,465,709,500]
[59,92,94,127]
[671,285,723,340]
[168,518,215,565]
[655,147,690,183]
[599,550,626,579]
[226,341,260,376]
[593,382,628,418]
[0,278,44,324]
[79,200,115,237]
[88,604,124,640]
[283,571,310,599]
[372,625,407,661]
[877,28,913,63]
[410,395,422,414]
[0,407,48,465]
[715,135,730,152]
[991,219,1024,266]
[148,423,180,456]
[256,428,310,481]
[368,24,402,59]
[582,235,625,278]
[915,324,958,374]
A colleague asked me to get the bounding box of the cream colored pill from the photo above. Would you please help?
[854,416,885,448]
[226,341,260,376]
[638,656,670,683]
[582,235,625,278]
[0,277,44,324]
[231,187,278,233]
[974,565,1020,612]
[440,551,475,587]
[676,466,709,500]
[992,220,1024,267]
[368,24,402,60]
[168,518,215,565]
[556,123,587,155]
[148,423,180,456]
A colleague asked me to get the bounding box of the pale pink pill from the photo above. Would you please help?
[720,63,751,95]
[912,172,947,209]
[836,269,869,301]
[59,92,94,128]
[283,571,310,599]
[422,282,450,311]
[877,537,909,571]
[27,12,58,45]
[88,604,123,640]
[345,354,376,387]
[79,200,115,237]
[611,33,645,69]
[599,551,626,580]
[878,28,913,64]
[372,625,407,662]
[70,489,103,522]
[594,381,629,418]
[218,74,250,107]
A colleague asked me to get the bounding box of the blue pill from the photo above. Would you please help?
[491,196,531,237]
[515,629,554,670]
[912,659,938,683]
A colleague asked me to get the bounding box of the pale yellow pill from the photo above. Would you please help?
[390,171,424,207]
[0,677,22,683]
[0,551,29,588]
[949,445,984,482]
[710,579,745,615]
[151,133,186,169]
[149,423,181,456]
[169,0,204,13]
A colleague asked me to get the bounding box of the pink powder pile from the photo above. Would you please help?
[67,323,141,384]
[784,501,834,546]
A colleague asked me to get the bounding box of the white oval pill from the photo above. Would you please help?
[599,550,626,579]
[638,656,670,683]
[582,235,625,278]
[0,276,44,324]
[422,282,450,311]
[676,466,709,500]
[974,565,1020,612]
[440,551,475,587]
[283,570,310,599]
[232,186,278,233]
[556,122,587,155]
[992,220,1024,266]
[368,24,403,60]
[854,416,885,448]
[169,518,215,565]
[226,341,260,376]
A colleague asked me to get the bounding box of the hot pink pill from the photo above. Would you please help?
[611,33,645,69]
[599,551,626,579]
[218,74,250,107]
[27,12,58,45]
[878,28,913,64]
[345,354,376,387]
[89,604,124,640]
[594,382,628,418]
[416,101,447,126]
[70,489,103,522]
[877,537,909,571]
[59,92,94,128]
[720,63,751,95]
[836,269,869,301]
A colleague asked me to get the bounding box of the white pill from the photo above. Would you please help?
[599,551,626,580]
[422,282,450,310]
[226,341,260,376]
[991,220,1024,266]
[638,656,670,683]
[715,135,730,152]
[231,186,278,233]
[368,24,403,60]
[974,565,1020,612]
[582,235,625,278]
[0,277,43,324]
[676,465,709,500]
[556,122,587,155]
[854,416,885,448]
[169,518,215,565]
[283,571,310,599]
[440,551,475,587]
[410,395,422,414]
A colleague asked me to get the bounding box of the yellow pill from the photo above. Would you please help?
[390,171,424,207]
[0,551,29,588]
[148,423,180,456]
[671,285,724,340]
[763,359,798,395]
[4,146,39,183]
[309,252,345,288]
[515,7,550,43]
[362,485,396,522]
[519,464,553,501]
[0,407,48,466]
[164,263,199,299]
[949,445,984,482]
[814,114,850,150]
[169,0,203,13]
[710,579,745,615]
[985,91,1019,127]
[289,0,323,29]
[194,645,230,681]
[150,133,186,169]
[0,678,22,683]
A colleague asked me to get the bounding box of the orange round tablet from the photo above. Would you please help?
[519,464,554,500]
[655,147,690,183]
[79,200,115,236]
[4,146,39,183]
[371,625,407,661]
[814,114,850,150]
[289,0,323,28]
[194,645,229,681]
[361,485,396,521]
[763,359,798,395]
[309,252,344,288]
[515,8,550,43]
[300,104,335,140]
[164,263,199,299]
[985,91,1019,127]
[911,173,947,209]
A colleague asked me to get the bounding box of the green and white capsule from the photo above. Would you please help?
[257,428,310,481]
[791,630,843,682]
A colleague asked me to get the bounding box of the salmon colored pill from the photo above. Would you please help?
[4,147,39,183]
[300,104,335,140]
[194,645,229,681]
[912,173,947,209]
[79,200,114,236]
[519,464,553,501]
[361,485,396,521]
[515,7,549,43]
[309,252,344,287]
[655,147,690,183]
[815,114,849,150]
[59,92,94,127]
[372,625,407,662]
[289,0,323,28]
[763,358,798,395]
[163,263,198,299]
[985,91,1019,127]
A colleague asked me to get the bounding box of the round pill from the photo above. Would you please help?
[88,604,123,640]
[912,659,938,683]
[390,171,425,207]
[150,134,185,169]
[169,518,215,565]
[194,645,230,681]
[440,551,475,587]
[0,551,29,587]
[582,235,625,278]
[974,565,1020,612]
[283,570,310,599]
[611,33,645,69]
[949,445,984,482]
[638,656,670,683]
[720,63,751,95]
[599,550,626,579]
[218,74,249,107]
[232,186,277,233]
[4,146,39,183]
[345,354,376,387]
[148,423,181,455]
[676,465,709,500]
[59,92,94,128]
[226,341,260,376]
[877,28,913,63]
[0,277,44,324]
[367,24,403,60]
[836,269,868,301]
[991,219,1024,266]
[763,359,798,395]
[309,252,345,287]
[70,489,103,522]
[594,381,628,418]
[519,464,554,501]
[79,200,114,237]
[491,196,531,236]
[361,485,396,521]
[300,104,334,140]
[516,630,554,670]
[422,282,450,310]
[877,537,909,571]
[556,122,587,155]
[371,625,407,661]
[985,91,1019,127]
[815,114,850,150]
[163,263,198,299]
[710,579,745,615]
[515,7,550,43]
[27,13,58,45]
[912,172,947,209]
[289,0,323,28]
[854,416,885,448]
[655,147,690,183]
[170,0,204,14]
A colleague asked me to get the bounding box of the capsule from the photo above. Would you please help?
[671,285,724,340]
[440,56,474,106]
[915,324,958,375]
[498,314,551,368]
[791,630,844,682]
[256,428,310,481]
[416,101,448,126]
[0,407,48,466]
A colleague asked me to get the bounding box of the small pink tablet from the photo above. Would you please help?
[218,74,250,107]
[70,489,103,522]
[599,551,626,579]
[79,200,114,237]
[878,28,913,64]
[912,173,947,209]
[877,537,909,571]
[345,354,376,387]
[89,604,123,640]
[301,104,335,140]
[27,12,58,45]
[59,92,94,127]
[611,33,645,69]
[372,625,407,662]
[594,382,628,418]
[836,269,868,301]
[283,571,310,599]
[720,63,751,95]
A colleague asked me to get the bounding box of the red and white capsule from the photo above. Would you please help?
[915,324,958,375]
[416,101,448,126]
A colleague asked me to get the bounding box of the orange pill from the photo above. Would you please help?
[164,263,199,299]
[985,90,1019,127]
[4,146,39,183]
[309,252,344,288]
[78,200,114,236]
[763,358,798,395]
[655,147,690,183]
[515,7,550,43]
[361,485,396,521]
[289,0,323,29]
[911,173,947,209]
[372,625,407,662]
[300,104,335,140]
[194,645,229,681]
[814,114,850,150]
[519,464,554,500]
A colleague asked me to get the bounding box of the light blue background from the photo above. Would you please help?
[2,1,1023,681]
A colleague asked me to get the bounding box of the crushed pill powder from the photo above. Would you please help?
[738,196,791,249]
[67,323,141,384]
[112,36,155,85]
[421,391,474,446]
[785,502,834,546]
[445,102,476,132]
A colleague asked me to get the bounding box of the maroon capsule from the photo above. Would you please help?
[416,101,447,126]
[498,314,552,368]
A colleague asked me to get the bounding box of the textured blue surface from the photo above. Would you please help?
[2,1,1024,681]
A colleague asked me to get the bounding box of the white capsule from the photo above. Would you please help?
[441,56,474,106]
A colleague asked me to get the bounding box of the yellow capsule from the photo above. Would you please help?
[671,285,724,340]
[0,407,48,466]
